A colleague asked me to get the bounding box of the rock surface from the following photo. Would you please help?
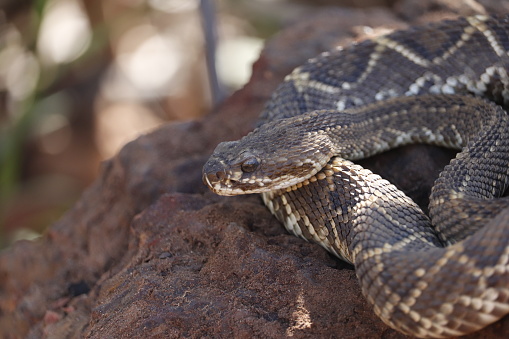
[2,3,509,338]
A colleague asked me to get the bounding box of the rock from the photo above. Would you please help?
[2,4,509,339]
[85,193,396,338]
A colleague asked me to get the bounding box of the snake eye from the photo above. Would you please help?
[240,157,260,173]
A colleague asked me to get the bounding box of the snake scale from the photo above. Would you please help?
[202,15,509,337]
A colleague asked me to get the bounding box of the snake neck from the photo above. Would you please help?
[262,157,444,265]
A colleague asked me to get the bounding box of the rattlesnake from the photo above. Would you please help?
[202,15,509,337]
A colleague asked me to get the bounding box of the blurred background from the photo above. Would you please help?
[0,0,396,247]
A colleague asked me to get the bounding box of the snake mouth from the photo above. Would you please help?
[203,169,275,196]
[202,171,243,196]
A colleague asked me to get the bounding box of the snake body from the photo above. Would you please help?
[202,15,509,337]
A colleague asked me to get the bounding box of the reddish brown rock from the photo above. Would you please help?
[2,4,509,339]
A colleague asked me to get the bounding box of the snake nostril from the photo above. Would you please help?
[207,172,217,182]
[216,171,227,180]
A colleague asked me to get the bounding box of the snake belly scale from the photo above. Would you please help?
[202,15,509,337]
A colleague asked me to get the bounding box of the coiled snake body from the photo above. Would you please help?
[202,15,509,337]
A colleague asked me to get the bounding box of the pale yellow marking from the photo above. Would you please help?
[414,268,426,277]
[467,16,506,57]
[376,37,430,67]
[440,303,454,316]
[432,25,475,64]
[343,43,386,89]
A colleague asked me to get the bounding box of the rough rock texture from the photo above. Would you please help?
[2,3,509,338]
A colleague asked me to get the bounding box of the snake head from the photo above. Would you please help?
[202,113,334,196]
